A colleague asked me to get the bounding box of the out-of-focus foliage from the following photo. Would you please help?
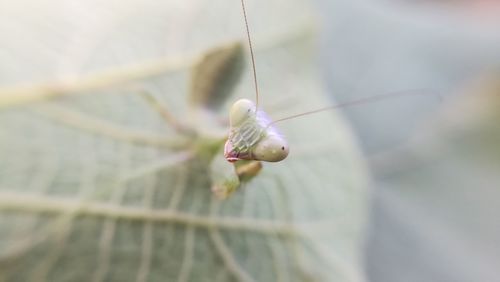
[317,0,500,153]
[0,0,368,281]
[368,76,500,282]
[316,0,500,281]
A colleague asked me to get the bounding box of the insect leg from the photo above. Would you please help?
[138,90,190,134]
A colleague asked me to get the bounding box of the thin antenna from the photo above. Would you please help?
[240,0,260,110]
[267,89,442,126]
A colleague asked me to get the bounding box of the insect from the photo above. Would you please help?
[223,0,437,165]
[142,0,438,199]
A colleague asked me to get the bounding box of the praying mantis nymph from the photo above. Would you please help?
[223,0,288,164]
[224,98,289,162]
[209,0,440,198]
[223,0,438,165]
[142,0,438,199]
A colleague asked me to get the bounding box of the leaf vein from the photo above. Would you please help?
[0,191,302,236]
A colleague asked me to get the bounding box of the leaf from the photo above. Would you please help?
[0,1,368,281]
[190,42,245,111]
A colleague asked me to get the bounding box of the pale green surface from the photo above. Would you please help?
[367,78,500,282]
[315,1,500,280]
[0,1,368,281]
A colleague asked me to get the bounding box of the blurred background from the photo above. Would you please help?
[315,0,500,281]
[1,0,500,281]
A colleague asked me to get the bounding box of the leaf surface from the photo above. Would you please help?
[0,1,368,281]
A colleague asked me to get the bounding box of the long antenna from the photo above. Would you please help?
[240,0,260,110]
[267,89,442,126]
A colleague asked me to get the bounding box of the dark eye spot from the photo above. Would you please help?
[247,109,251,112]
[281,146,285,150]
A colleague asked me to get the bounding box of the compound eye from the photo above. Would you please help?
[229,99,255,127]
[252,135,289,162]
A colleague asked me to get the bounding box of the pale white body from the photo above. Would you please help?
[224,99,289,162]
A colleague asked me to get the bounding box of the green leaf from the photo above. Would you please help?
[0,1,368,281]
[190,42,245,111]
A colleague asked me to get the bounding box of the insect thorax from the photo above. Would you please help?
[226,113,267,159]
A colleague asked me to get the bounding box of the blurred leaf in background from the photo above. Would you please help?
[367,76,500,282]
[316,0,500,281]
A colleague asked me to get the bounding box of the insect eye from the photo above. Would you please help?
[281,146,285,150]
